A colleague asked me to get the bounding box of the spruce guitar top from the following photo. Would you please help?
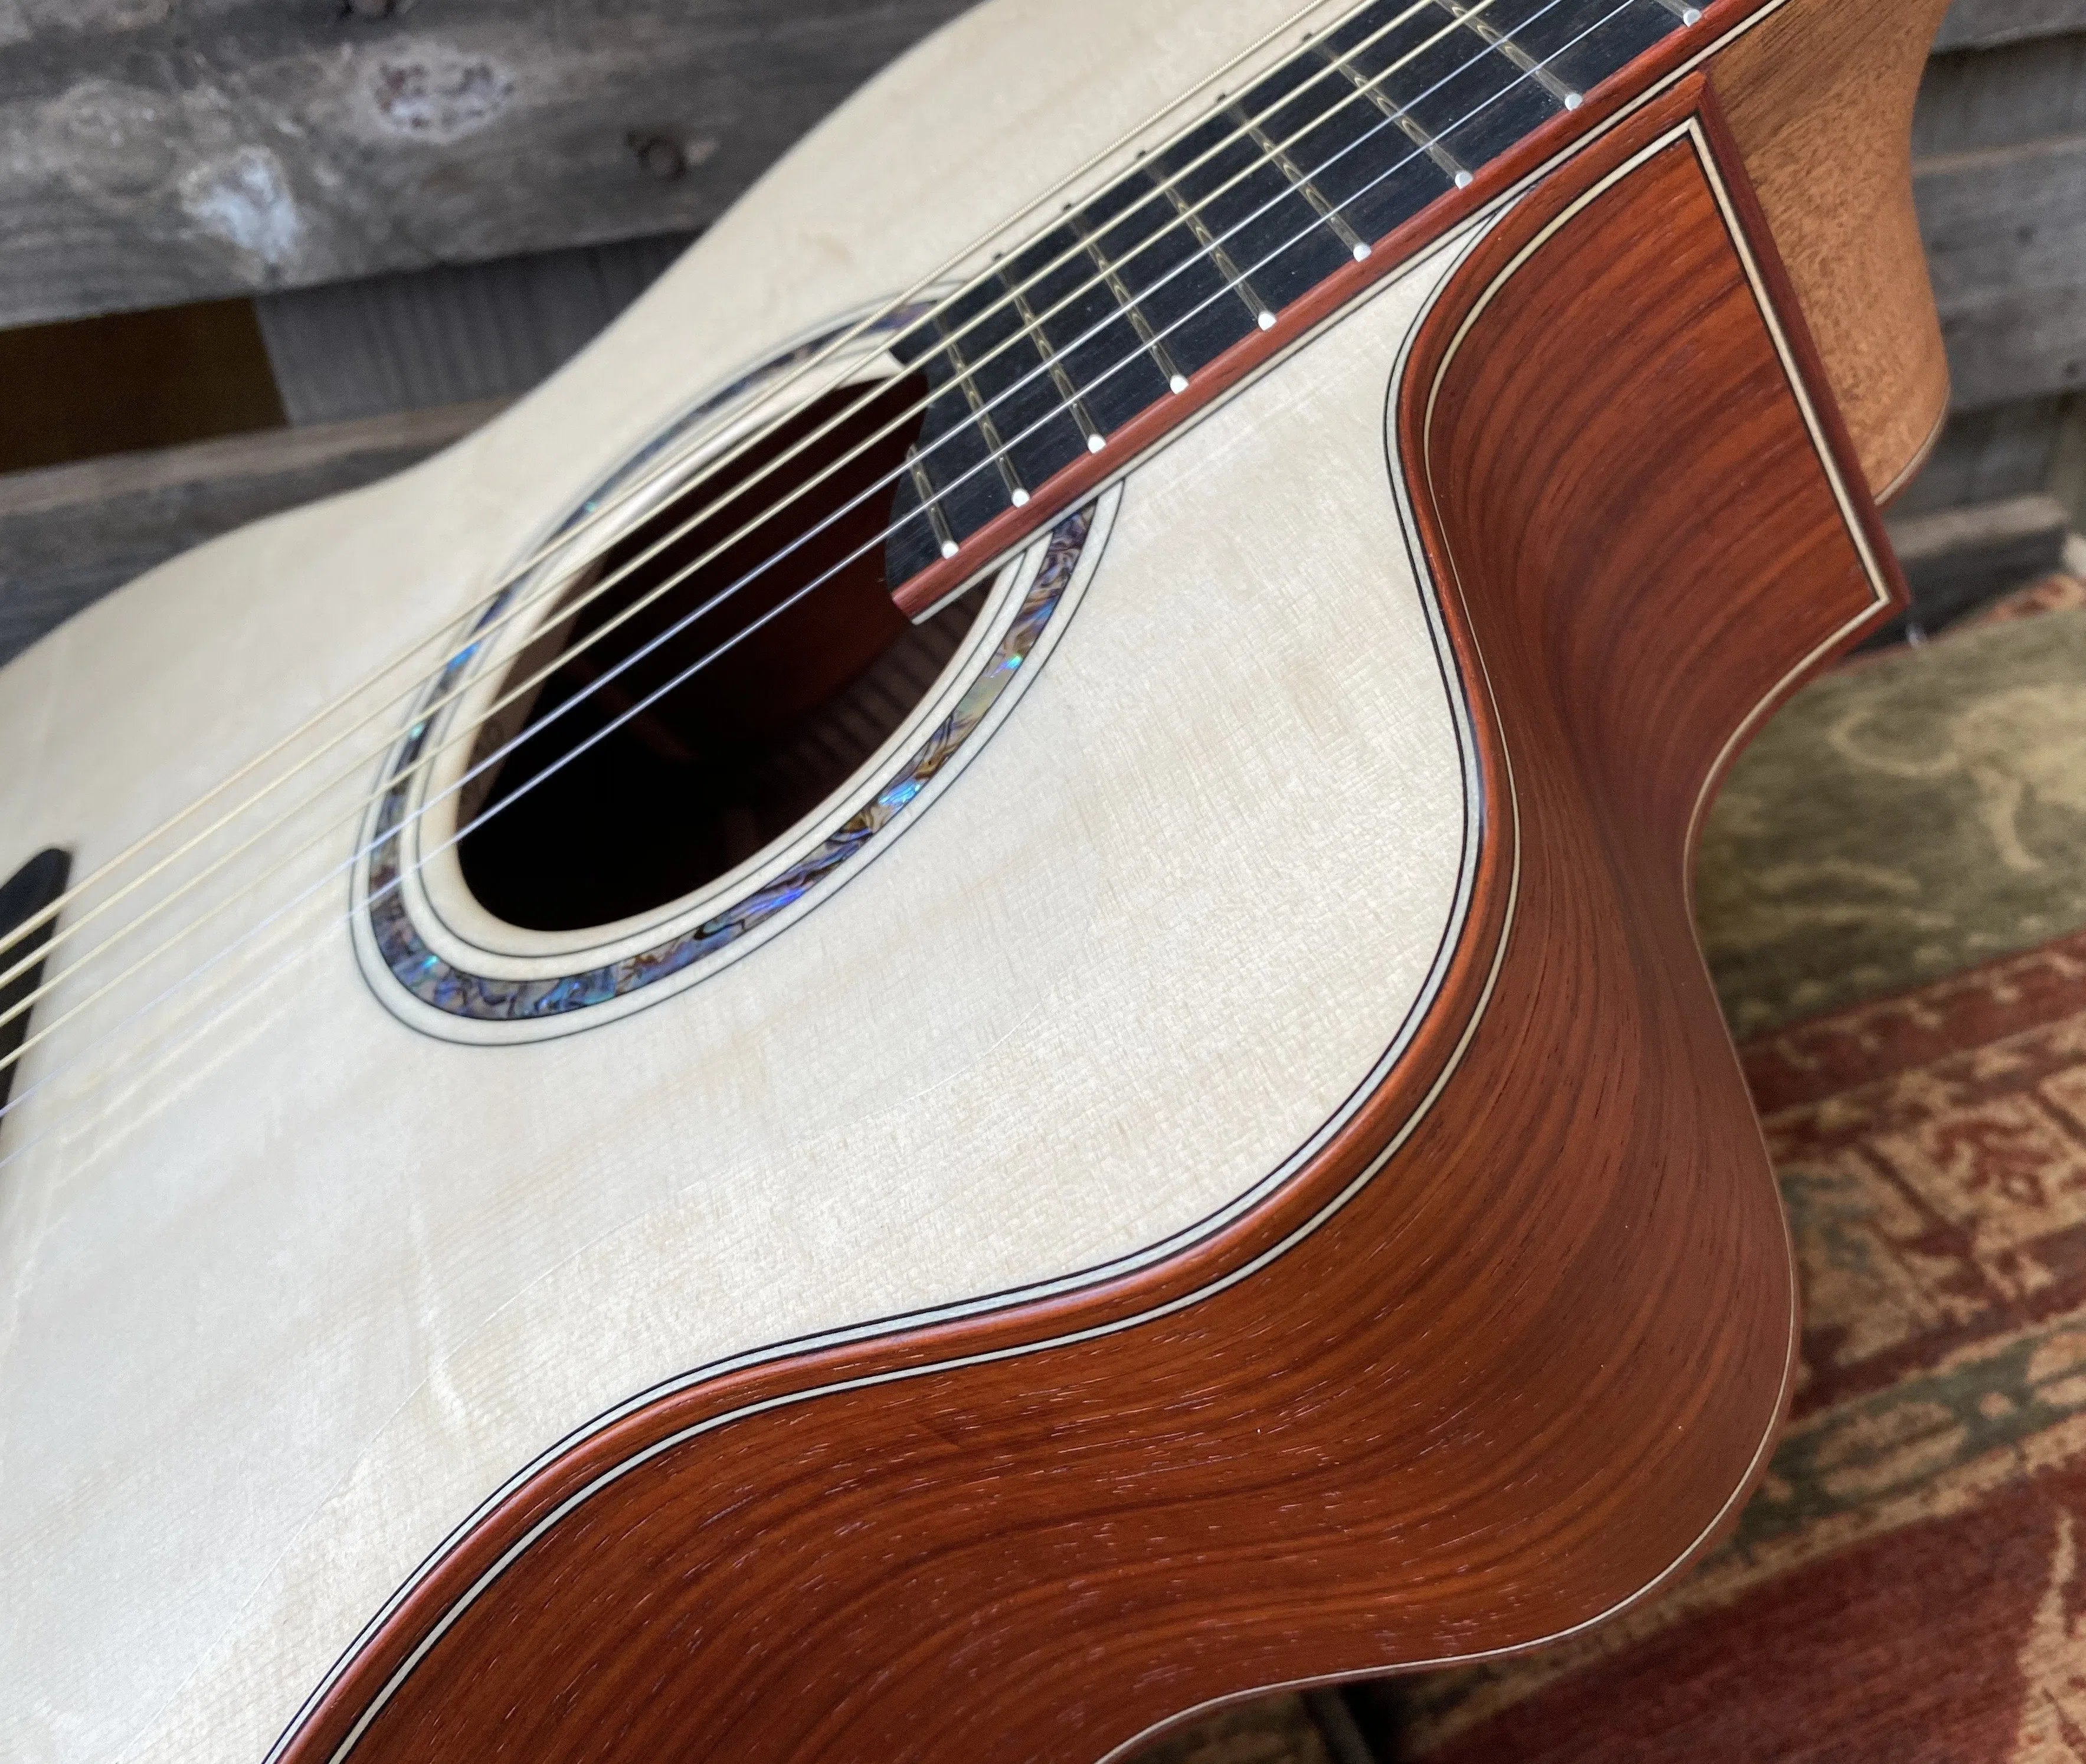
[0,1,1951,1759]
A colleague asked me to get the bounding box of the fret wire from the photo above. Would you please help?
[1067,210,1192,395]
[1310,40,1473,189]
[901,0,1628,564]
[1154,173,1279,332]
[907,447,961,558]
[932,313,1030,506]
[998,271,1108,451]
[1429,0,1583,107]
[1227,102,1371,261]
[1652,0,1702,21]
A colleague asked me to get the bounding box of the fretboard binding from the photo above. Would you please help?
[908,447,960,558]
[1068,211,1191,395]
[934,314,1030,506]
[1311,42,1472,190]
[1155,175,1278,332]
[1229,103,1371,262]
[999,273,1107,451]
[1430,0,1583,109]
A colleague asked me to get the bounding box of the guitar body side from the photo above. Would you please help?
[279,81,1898,1764]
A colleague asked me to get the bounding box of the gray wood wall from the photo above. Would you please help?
[1882,3,2086,633]
[2,0,2084,662]
[0,0,968,662]
[0,0,968,328]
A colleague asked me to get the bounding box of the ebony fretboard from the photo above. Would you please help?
[883,0,1691,589]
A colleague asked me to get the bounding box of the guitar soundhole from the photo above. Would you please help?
[458,374,986,933]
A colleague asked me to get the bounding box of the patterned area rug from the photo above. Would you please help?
[1394,927,2086,1760]
[1699,579,2086,1039]
[1133,578,2086,1764]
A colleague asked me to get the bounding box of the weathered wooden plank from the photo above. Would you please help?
[1915,31,2086,156]
[1882,490,2072,632]
[0,401,498,667]
[1935,0,2086,51]
[1936,283,2086,409]
[1916,132,2086,407]
[1918,134,2086,307]
[254,233,692,424]
[1891,394,2072,515]
[0,0,970,329]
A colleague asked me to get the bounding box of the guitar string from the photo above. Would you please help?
[0,2,1639,1144]
[11,0,1633,1042]
[0,0,1466,1002]
[0,0,1560,1024]
[0,0,1386,973]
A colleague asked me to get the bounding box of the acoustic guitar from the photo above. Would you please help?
[1,0,1952,1758]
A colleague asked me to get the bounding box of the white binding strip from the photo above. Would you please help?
[1679,112,1895,860]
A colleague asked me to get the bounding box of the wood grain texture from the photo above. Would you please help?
[0,401,498,668]
[0,11,1487,1750]
[1714,0,1956,498]
[274,84,1898,1764]
[1935,0,2086,52]
[252,236,693,427]
[1917,131,2086,410]
[0,0,966,327]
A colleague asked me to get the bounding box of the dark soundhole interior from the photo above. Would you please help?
[457,375,986,933]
